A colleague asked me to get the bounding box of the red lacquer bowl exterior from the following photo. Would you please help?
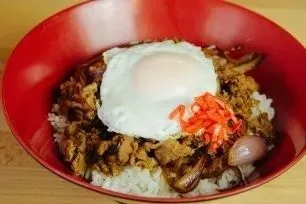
[2,0,305,203]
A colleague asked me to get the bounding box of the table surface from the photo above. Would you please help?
[0,1,305,204]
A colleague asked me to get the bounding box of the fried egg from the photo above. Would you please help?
[97,40,218,141]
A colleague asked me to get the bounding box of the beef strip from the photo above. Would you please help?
[96,141,110,156]
[61,139,76,162]
[201,154,229,178]
[71,152,86,176]
[56,56,105,128]
[154,139,194,166]
[117,136,135,165]
[130,146,158,170]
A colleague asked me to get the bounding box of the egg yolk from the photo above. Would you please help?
[133,52,204,101]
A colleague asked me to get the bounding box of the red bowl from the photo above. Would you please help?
[2,0,305,203]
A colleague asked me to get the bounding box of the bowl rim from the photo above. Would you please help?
[2,0,306,203]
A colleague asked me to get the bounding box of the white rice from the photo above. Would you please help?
[91,167,178,198]
[49,91,274,197]
[48,113,67,133]
[251,92,275,120]
[48,113,67,143]
[90,163,256,198]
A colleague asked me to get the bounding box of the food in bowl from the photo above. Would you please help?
[48,40,275,197]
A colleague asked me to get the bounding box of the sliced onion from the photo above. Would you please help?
[172,156,206,193]
[228,135,268,166]
[224,51,256,64]
[231,54,262,74]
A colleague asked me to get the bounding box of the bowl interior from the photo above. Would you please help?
[2,0,306,202]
